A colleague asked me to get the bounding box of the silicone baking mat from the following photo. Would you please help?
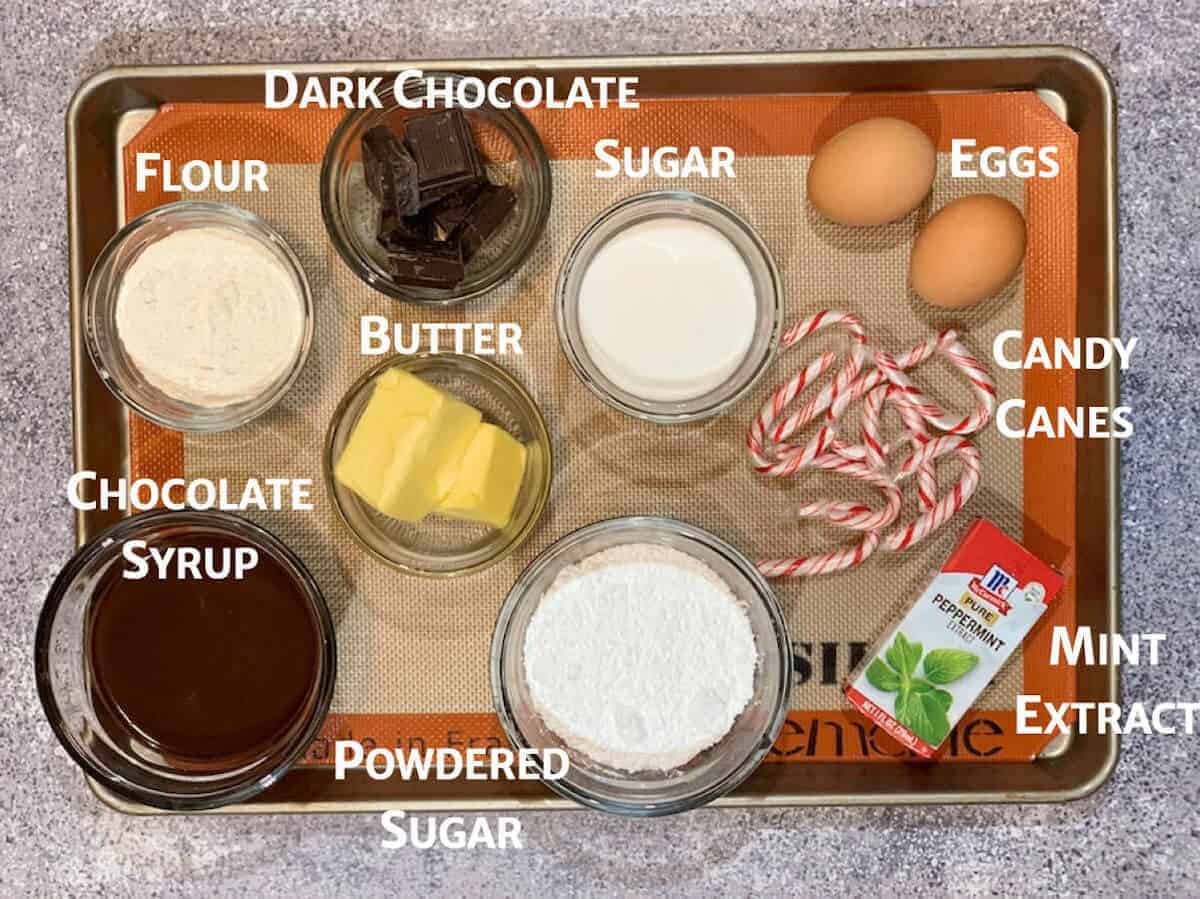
[122,91,1077,764]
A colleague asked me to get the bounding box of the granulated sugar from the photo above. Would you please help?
[522,543,757,772]
[576,217,757,402]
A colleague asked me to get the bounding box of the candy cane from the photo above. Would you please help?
[798,455,904,533]
[891,387,937,511]
[750,310,869,454]
[885,435,982,552]
[748,310,996,578]
[758,531,881,578]
[871,332,996,435]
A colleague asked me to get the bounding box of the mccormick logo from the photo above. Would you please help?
[967,564,1017,614]
[981,565,1015,598]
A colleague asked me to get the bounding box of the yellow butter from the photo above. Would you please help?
[437,423,528,529]
[334,369,482,522]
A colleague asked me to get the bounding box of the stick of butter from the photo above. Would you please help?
[437,423,528,529]
[334,369,481,522]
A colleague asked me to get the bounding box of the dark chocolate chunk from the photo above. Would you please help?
[403,109,485,208]
[418,179,484,211]
[451,183,518,261]
[364,107,515,288]
[377,204,434,251]
[383,239,465,289]
[361,125,420,216]
[425,183,485,239]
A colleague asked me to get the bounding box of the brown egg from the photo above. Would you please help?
[910,194,1027,308]
[807,117,936,226]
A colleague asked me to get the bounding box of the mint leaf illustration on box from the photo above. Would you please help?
[922,648,980,685]
[866,633,979,749]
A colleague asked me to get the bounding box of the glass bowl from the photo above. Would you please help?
[555,191,782,424]
[34,510,336,811]
[491,516,792,817]
[325,354,552,577]
[84,200,313,433]
[320,73,552,305]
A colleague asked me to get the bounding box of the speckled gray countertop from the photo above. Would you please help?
[2,0,1197,895]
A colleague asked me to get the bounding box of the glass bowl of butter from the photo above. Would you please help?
[325,353,552,577]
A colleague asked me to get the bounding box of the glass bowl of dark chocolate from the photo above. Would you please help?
[34,510,336,811]
[321,73,551,305]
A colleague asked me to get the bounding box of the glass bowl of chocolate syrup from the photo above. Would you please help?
[35,510,336,811]
[320,72,552,306]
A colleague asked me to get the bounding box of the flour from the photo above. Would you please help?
[115,227,306,407]
[522,543,758,772]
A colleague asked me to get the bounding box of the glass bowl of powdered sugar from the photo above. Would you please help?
[491,516,791,816]
[84,201,313,432]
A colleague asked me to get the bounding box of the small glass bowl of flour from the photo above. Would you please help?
[555,192,782,424]
[491,516,792,817]
[84,201,313,431]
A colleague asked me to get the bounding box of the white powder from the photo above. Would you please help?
[115,227,306,407]
[577,216,757,402]
[522,543,758,772]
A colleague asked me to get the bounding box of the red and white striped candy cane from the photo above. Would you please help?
[747,310,996,578]
[746,349,838,471]
[885,436,982,552]
[749,310,869,456]
[890,386,937,511]
[758,530,881,578]
[833,382,939,509]
[825,330,996,435]
[818,329,982,480]
[871,332,996,434]
[798,455,904,533]
[856,382,890,471]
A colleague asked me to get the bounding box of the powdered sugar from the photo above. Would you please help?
[522,543,758,772]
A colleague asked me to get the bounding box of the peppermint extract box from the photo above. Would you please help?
[845,519,1065,759]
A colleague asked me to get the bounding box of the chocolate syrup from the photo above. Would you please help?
[88,533,320,761]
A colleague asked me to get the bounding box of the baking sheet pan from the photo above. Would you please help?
[67,48,1119,811]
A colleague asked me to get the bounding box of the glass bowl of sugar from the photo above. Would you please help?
[555,191,782,423]
[490,516,792,817]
